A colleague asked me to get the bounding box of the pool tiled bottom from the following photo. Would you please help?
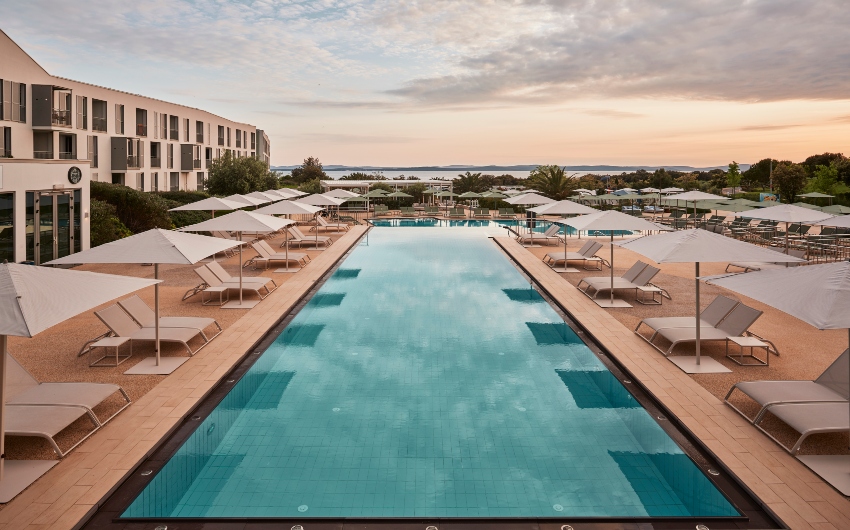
[123,228,738,519]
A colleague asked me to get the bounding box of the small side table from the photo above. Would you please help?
[635,285,663,305]
[202,286,230,306]
[89,336,132,367]
[726,336,770,366]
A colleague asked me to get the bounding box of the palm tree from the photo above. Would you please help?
[454,171,487,194]
[527,165,576,200]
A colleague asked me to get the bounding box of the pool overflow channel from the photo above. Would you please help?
[82,224,783,530]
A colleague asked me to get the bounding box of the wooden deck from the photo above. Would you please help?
[0,226,369,530]
[493,236,850,530]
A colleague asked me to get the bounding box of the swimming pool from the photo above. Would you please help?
[368,218,632,237]
[122,227,740,520]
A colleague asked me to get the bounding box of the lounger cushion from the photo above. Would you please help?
[736,381,846,407]
[6,404,89,439]
[130,327,201,343]
[766,402,849,436]
[655,326,732,343]
[9,383,119,411]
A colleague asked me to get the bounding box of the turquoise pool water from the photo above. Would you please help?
[369,218,632,237]
[123,227,738,519]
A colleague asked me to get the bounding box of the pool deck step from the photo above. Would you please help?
[493,236,850,530]
[0,225,369,530]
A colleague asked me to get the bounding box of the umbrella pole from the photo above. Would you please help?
[285,227,289,272]
[695,262,701,366]
[610,232,614,306]
[239,233,243,305]
[155,264,160,366]
[0,335,6,479]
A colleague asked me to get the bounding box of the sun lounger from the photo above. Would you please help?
[576,261,654,299]
[95,305,207,355]
[373,205,389,216]
[206,261,277,293]
[310,216,349,232]
[725,350,849,423]
[542,241,608,270]
[423,206,440,216]
[651,303,763,356]
[496,208,516,219]
[754,401,850,454]
[517,224,561,246]
[246,241,309,269]
[6,353,131,427]
[6,404,99,458]
[400,207,417,217]
[635,295,740,340]
[473,208,491,219]
[118,294,222,342]
[284,227,332,248]
[448,208,466,219]
[726,247,807,273]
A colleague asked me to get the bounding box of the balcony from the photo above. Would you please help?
[170,129,178,141]
[92,117,107,132]
[137,124,147,137]
[218,137,224,146]
[52,110,72,128]
[34,151,54,159]
[194,158,201,169]
[127,155,141,169]
[59,151,76,160]
[196,134,204,143]
[151,157,161,168]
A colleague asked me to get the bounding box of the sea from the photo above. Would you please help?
[321,170,616,180]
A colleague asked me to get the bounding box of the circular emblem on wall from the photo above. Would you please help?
[67,166,82,185]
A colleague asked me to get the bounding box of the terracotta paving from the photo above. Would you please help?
[493,236,850,530]
[0,225,368,530]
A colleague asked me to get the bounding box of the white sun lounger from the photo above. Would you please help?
[6,353,130,427]
[726,247,807,273]
[194,265,274,301]
[6,404,99,458]
[247,241,309,269]
[516,224,561,246]
[652,304,763,356]
[284,227,332,248]
[577,262,659,299]
[542,241,609,270]
[206,261,277,291]
[754,401,850,454]
[310,216,349,232]
[635,295,740,340]
[118,294,222,342]
[726,350,849,423]
[95,305,206,355]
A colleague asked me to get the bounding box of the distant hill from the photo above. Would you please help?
[272,164,746,173]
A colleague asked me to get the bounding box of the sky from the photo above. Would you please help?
[2,0,849,167]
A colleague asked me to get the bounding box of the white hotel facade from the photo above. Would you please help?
[0,29,271,265]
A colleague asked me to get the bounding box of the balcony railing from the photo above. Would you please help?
[193,159,201,169]
[151,157,161,168]
[127,155,141,169]
[34,151,54,159]
[0,149,9,158]
[170,129,178,140]
[196,134,204,143]
[92,117,107,132]
[137,124,147,137]
[51,109,72,127]
[218,137,224,146]
[59,151,76,160]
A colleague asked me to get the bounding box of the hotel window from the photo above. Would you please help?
[1,127,10,158]
[196,120,204,143]
[183,118,189,142]
[111,173,125,185]
[243,131,247,150]
[167,143,174,168]
[87,135,97,167]
[1,80,26,123]
[135,172,145,191]
[206,123,210,145]
[169,172,179,191]
[114,104,124,134]
[0,193,13,263]
[136,108,147,136]
[235,129,241,148]
[193,145,201,169]
[75,95,87,130]
[153,112,159,138]
[150,142,161,168]
[169,115,178,140]
[205,147,212,166]
[152,172,159,192]
[92,99,107,132]
[162,113,168,140]
[216,148,221,159]
[217,125,224,146]
[251,132,256,150]
[196,172,204,191]
[226,127,231,147]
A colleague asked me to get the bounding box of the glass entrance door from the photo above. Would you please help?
[33,191,75,265]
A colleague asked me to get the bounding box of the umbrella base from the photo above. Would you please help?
[0,460,58,503]
[222,300,261,309]
[550,267,580,273]
[594,298,632,308]
[274,267,301,274]
[797,456,850,496]
[668,356,731,373]
[124,356,190,375]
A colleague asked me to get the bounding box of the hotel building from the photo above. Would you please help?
[0,29,269,265]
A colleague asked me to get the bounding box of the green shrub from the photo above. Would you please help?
[91,181,173,233]
[90,199,131,246]
[156,190,209,205]
[161,198,212,228]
